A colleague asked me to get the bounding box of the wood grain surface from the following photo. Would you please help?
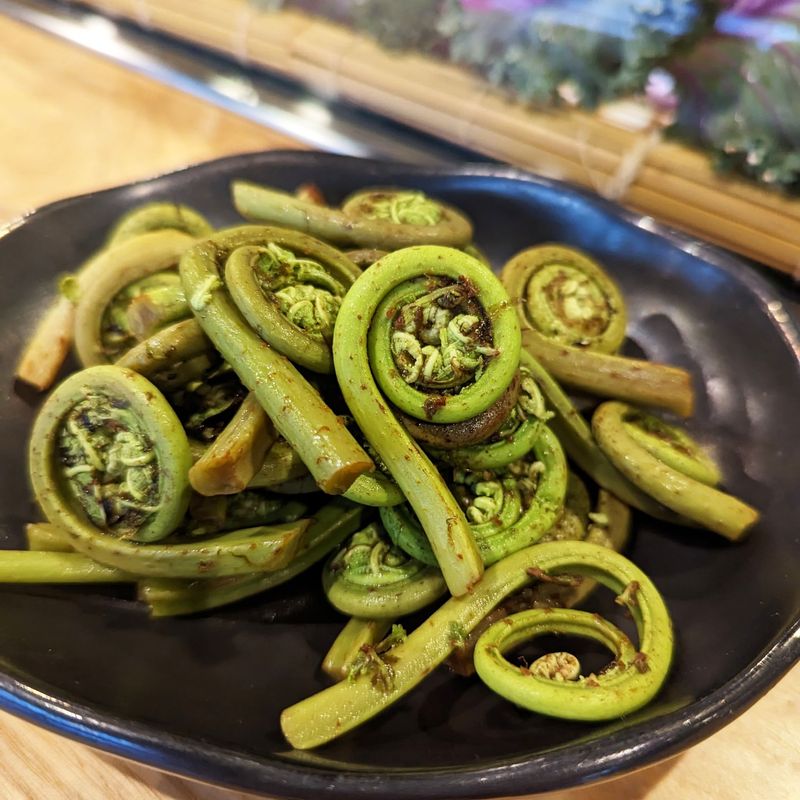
[0,12,797,800]
[0,13,302,222]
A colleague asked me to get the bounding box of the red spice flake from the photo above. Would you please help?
[294,183,325,205]
[456,275,478,299]
[526,567,582,587]
[423,395,447,419]
[615,580,641,609]
[633,652,650,674]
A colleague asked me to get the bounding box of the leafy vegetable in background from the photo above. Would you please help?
[666,2,800,191]
[273,1,713,106]
[255,0,800,194]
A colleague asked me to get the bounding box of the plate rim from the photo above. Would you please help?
[1,149,798,800]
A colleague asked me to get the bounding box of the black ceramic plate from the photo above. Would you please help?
[1,151,798,800]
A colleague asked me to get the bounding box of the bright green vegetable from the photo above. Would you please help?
[322,617,393,682]
[106,202,213,246]
[521,351,684,522]
[139,500,364,616]
[342,472,404,507]
[179,226,372,494]
[62,519,308,578]
[502,245,694,417]
[125,276,190,341]
[280,540,674,749]
[223,231,360,373]
[367,255,520,424]
[74,230,195,366]
[0,551,135,583]
[474,599,671,721]
[232,182,473,249]
[383,423,567,566]
[592,401,758,540]
[504,245,627,353]
[115,319,211,377]
[622,409,721,486]
[429,356,552,470]
[333,245,523,596]
[29,365,192,543]
[541,472,592,543]
[444,488,632,677]
[25,522,74,553]
[322,523,446,619]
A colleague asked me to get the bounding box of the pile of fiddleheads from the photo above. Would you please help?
[9,180,759,749]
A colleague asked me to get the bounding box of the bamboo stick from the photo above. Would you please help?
[289,31,800,264]
[299,24,800,234]
[79,1,800,274]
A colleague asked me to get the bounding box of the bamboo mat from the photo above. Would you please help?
[80,0,800,277]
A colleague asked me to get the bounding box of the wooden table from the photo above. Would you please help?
[1,13,797,800]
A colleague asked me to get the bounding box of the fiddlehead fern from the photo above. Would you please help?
[429,354,552,469]
[74,230,195,366]
[56,518,308,579]
[188,392,276,496]
[369,269,518,423]
[323,523,446,619]
[29,365,192,543]
[232,181,473,249]
[445,488,632,677]
[382,423,568,567]
[521,350,685,522]
[222,230,360,373]
[341,189,445,226]
[179,226,372,494]
[322,618,393,682]
[0,550,134,583]
[25,522,74,552]
[124,275,190,342]
[592,402,758,540]
[16,204,210,391]
[502,245,694,417]
[280,540,674,749]
[621,408,721,486]
[116,318,212,377]
[106,202,213,246]
[333,245,522,596]
[541,472,591,543]
[27,482,309,581]
[473,593,671,721]
[504,244,627,353]
[139,500,364,617]
[344,624,408,693]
